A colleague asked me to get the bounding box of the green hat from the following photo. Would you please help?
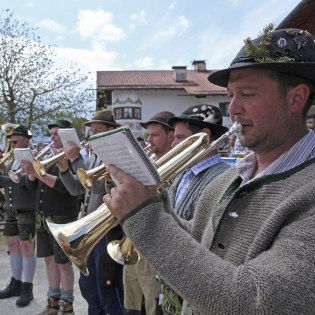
[8,125,32,139]
[208,26,315,87]
[140,111,175,130]
[48,119,72,130]
[84,109,120,127]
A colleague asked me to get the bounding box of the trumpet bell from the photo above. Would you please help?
[1,123,19,135]
[46,203,119,276]
[77,164,108,190]
[33,151,65,178]
[107,236,139,265]
[8,169,21,183]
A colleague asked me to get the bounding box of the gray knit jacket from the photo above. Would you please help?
[168,161,229,220]
[121,158,315,314]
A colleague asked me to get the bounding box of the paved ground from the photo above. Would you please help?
[0,232,88,315]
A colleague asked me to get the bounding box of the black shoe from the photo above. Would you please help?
[0,277,22,299]
[16,282,33,307]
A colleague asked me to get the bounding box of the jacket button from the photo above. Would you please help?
[218,243,225,249]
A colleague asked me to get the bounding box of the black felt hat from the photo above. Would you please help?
[140,111,175,130]
[48,119,72,130]
[209,26,315,87]
[8,125,32,139]
[84,109,120,127]
[168,104,228,137]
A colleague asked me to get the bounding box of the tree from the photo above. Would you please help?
[0,9,95,134]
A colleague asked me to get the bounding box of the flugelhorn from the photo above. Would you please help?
[8,142,54,183]
[76,163,108,190]
[32,141,85,178]
[47,122,242,275]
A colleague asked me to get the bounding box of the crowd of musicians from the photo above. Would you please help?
[1,26,315,315]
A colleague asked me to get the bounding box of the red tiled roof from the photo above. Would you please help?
[97,70,227,96]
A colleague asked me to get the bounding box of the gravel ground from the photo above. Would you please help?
[0,232,88,315]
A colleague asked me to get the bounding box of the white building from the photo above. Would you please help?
[96,60,232,138]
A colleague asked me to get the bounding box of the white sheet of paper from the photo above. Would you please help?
[13,148,34,164]
[88,128,159,186]
[57,128,81,150]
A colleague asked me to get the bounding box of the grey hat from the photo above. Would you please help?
[8,125,32,139]
[84,109,120,127]
[48,119,72,130]
[208,26,315,87]
[140,111,175,130]
[168,104,228,137]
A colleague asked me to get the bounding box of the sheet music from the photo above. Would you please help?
[13,148,34,164]
[57,128,81,150]
[88,128,159,186]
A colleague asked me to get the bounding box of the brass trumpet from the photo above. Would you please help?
[76,164,108,190]
[47,122,242,275]
[32,141,85,178]
[32,150,65,178]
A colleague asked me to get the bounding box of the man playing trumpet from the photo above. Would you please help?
[57,109,125,315]
[0,125,36,308]
[21,119,81,315]
[104,26,315,314]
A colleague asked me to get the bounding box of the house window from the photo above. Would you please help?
[114,107,142,120]
[115,108,123,120]
[219,102,230,117]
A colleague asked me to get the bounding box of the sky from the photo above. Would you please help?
[1,0,303,84]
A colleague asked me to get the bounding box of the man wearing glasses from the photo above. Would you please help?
[0,125,36,308]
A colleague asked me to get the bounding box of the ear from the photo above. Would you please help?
[288,84,310,113]
[168,130,175,141]
[201,128,211,137]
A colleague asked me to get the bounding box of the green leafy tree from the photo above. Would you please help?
[0,9,95,134]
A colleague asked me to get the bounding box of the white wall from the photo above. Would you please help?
[111,89,233,137]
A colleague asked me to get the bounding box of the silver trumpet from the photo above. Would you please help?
[47,122,242,275]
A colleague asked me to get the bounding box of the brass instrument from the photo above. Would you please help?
[8,142,54,183]
[32,150,64,178]
[47,122,242,275]
[0,123,19,174]
[76,164,108,190]
[0,150,14,175]
[32,141,85,178]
